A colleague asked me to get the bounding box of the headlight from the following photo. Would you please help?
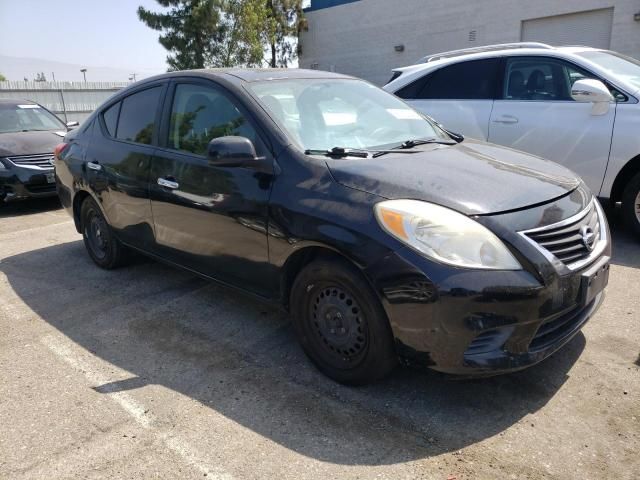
[0,159,6,170]
[375,199,521,270]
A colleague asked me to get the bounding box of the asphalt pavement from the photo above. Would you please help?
[0,197,638,479]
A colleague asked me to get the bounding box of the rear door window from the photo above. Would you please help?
[115,86,162,145]
[396,58,500,100]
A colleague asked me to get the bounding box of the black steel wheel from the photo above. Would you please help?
[310,284,370,366]
[290,258,397,385]
[81,197,129,269]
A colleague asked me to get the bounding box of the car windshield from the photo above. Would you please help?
[246,78,447,152]
[576,51,640,91]
[0,103,66,134]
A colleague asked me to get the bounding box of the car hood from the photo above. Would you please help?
[0,130,66,157]
[326,139,582,215]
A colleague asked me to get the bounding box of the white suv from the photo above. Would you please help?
[384,43,640,236]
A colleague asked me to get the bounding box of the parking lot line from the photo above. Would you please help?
[41,333,235,480]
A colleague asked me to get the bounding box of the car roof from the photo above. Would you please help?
[136,68,355,86]
[395,45,603,74]
[0,98,38,106]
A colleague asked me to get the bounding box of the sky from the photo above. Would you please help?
[0,0,169,81]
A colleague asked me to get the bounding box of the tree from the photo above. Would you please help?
[0,73,6,81]
[138,0,226,70]
[265,0,306,68]
[138,0,306,70]
[34,72,47,82]
[216,0,268,67]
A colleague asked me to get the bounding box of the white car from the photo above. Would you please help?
[384,42,640,236]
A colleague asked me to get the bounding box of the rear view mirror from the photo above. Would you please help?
[571,79,614,115]
[207,136,257,167]
[66,121,79,129]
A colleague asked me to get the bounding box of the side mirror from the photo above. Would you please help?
[207,136,257,166]
[571,79,614,115]
[66,121,79,129]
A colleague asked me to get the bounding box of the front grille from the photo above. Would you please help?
[6,153,55,170]
[521,201,602,269]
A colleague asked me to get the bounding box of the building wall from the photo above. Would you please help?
[299,0,640,85]
[0,81,127,123]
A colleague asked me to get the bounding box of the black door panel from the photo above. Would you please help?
[149,80,274,296]
[84,83,166,249]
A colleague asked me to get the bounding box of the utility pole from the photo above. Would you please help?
[129,73,137,82]
[51,72,56,82]
[80,68,87,82]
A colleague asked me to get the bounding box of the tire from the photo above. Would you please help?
[80,197,129,269]
[622,172,640,238]
[289,258,397,385]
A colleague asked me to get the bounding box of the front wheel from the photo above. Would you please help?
[290,258,397,385]
[622,172,640,238]
[80,197,129,269]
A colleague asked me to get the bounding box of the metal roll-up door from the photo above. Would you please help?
[521,8,614,49]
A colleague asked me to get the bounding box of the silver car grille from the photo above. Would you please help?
[519,200,607,271]
[5,153,55,170]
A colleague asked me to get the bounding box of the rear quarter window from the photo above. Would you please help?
[396,58,500,100]
[102,102,120,137]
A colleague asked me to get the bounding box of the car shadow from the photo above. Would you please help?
[604,209,639,268]
[1,240,586,466]
[0,197,61,218]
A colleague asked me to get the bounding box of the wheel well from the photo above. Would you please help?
[72,191,91,233]
[280,247,357,310]
[610,154,640,204]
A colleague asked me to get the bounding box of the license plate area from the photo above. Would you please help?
[581,258,610,306]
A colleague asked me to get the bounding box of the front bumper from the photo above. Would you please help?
[0,163,57,202]
[365,195,612,376]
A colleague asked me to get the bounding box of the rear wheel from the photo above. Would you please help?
[622,172,640,238]
[80,197,129,269]
[290,258,397,385]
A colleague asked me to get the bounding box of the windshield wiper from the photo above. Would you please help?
[304,147,371,158]
[372,138,457,158]
[305,146,421,159]
[397,138,457,149]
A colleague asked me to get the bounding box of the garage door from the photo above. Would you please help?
[521,8,613,49]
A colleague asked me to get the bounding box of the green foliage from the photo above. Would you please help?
[265,0,306,68]
[138,0,305,69]
[0,73,6,81]
[169,108,246,155]
[138,0,225,70]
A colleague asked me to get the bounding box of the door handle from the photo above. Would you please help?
[493,115,519,124]
[157,177,179,189]
[86,161,102,171]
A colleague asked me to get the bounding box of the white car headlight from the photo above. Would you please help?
[375,199,521,270]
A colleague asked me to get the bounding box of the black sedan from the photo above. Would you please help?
[55,69,610,384]
[0,98,78,204]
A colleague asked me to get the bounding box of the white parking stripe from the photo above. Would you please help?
[41,334,234,480]
[0,219,73,239]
